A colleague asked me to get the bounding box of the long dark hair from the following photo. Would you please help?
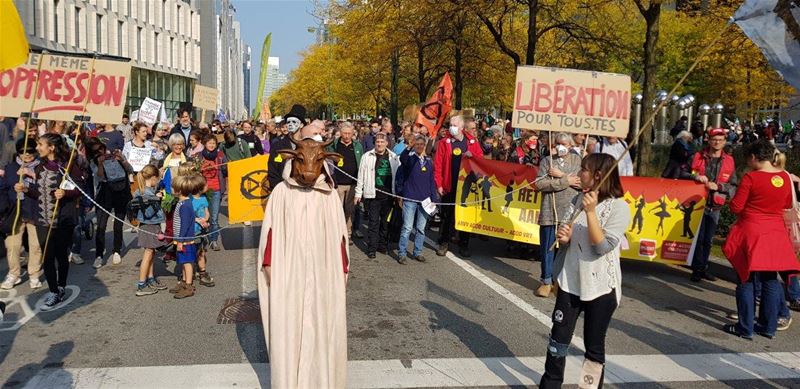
[581,153,624,202]
[39,133,70,162]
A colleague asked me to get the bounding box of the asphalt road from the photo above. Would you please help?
[1,210,799,388]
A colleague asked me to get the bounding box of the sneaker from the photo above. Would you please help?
[169,281,185,294]
[722,323,753,340]
[93,257,103,269]
[367,252,376,259]
[777,316,792,331]
[690,271,703,283]
[397,256,407,265]
[40,291,63,311]
[702,272,718,282]
[174,283,195,299]
[148,278,167,290]
[727,312,739,320]
[29,278,43,289]
[788,299,800,312]
[210,241,220,251]
[135,283,159,296]
[436,243,448,257]
[413,254,427,263]
[1,275,21,290]
[111,252,122,265]
[69,253,85,265]
[244,221,252,226]
[535,284,553,298]
[198,271,215,287]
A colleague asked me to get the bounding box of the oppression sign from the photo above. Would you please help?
[0,53,131,124]
[512,66,631,138]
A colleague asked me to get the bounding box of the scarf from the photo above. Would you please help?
[16,156,41,186]
[202,148,219,161]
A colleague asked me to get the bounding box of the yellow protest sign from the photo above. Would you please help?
[192,84,219,111]
[227,154,270,223]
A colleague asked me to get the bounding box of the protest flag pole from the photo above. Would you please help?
[201,108,206,124]
[548,131,560,249]
[40,56,98,262]
[549,19,734,251]
[11,52,46,237]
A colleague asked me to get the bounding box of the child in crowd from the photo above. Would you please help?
[190,174,215,287]
[170,175,197,299]
[132,165,168,296]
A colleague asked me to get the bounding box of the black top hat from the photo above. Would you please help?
[285,104,307,123]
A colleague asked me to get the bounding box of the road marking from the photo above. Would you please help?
[241,223,257,297]
[22,352,800,388]
[423,236,585,351]
[0,286,81,331]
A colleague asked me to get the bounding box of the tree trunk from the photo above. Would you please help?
[417,44,426,103]
[525,0,539,65]
[390,49,400,128]
[636,3,661,176]
[455,43,463,110]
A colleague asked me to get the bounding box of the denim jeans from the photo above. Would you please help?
[398,201,429,258]
[786,273,800,302]
[755,272,796,319]
[71,212,86,255]
[539,225,557,285]
[208,190,221,242]
[736,271,780,337]
[691,210,720,273]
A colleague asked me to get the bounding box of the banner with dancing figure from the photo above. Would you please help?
[455,157,706,264]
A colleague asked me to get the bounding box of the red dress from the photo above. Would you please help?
[723,170,800,281]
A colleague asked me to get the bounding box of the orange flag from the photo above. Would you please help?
[416,72,453,135]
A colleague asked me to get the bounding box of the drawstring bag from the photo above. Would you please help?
[782,171,800,254]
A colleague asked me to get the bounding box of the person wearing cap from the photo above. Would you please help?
[433,115,484,257]
[689,127,738,282]
[268,104,307,191]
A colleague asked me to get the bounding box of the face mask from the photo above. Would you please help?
[286,118,302,133]
[449,126,460,137]
[310,134,323,142]
[556,144,568,157]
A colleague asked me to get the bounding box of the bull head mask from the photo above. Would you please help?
[280,137,342,187]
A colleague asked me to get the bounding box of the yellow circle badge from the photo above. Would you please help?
[771,175,785,188]
[453,148,462,156]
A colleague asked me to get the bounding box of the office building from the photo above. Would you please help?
[243,44,251,116]
[198,0,246,120]
[14,0,202,119]
[263,56,287,100]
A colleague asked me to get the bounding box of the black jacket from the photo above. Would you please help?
[268,135,293,190]
[238,132,264,156]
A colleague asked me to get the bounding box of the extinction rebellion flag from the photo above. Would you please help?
[735,0,800,90]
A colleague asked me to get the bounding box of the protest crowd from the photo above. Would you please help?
[0,102,799,387]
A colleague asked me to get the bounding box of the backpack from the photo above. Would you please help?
[102,159,129,192]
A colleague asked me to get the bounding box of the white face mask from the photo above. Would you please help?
[556,144,568,157]
[449,126,460,137]
[286,118,302,133]
[310,134,323,142]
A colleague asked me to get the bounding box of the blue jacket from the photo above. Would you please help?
[0,159,37,221]
[395,149,438,202]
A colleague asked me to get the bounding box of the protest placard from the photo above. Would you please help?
[138,97,162,125]
[455,158,705,264]
[192,84,218,111]
[227,154,270,223]
[512,66,632,138]
[0,53,131,123]
[126,146,153,172]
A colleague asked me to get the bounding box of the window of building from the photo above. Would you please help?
[107,0,112,11]
[128,0,132,15]
[184,41,188,71]
[74,7,81,47]
[145,0,149,24]
[170,37,174,68]
[96,14,102,51]
[137,27,142,61]
[176,5,181,35]
[53,0,59,43]
[155,33,160,65]
[117,21,123,56]
[162,0,166,26]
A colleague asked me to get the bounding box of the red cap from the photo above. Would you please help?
[707,128,727,137]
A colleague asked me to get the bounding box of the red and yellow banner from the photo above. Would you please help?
[455,157,706,264]
[415,72,452,135]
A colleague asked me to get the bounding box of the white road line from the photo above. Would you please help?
[423,236,585,351]
[241,224,257,297]
[22,352,800,388]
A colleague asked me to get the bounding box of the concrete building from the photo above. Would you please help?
[263,56,287,100]
[197,0,246,120]
[13,0,202,119]
[243,44,251,116]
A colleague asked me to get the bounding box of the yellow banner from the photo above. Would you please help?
[227,154,269,223]
[455,158,707,264]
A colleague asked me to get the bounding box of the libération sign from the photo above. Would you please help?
[0,53,131,124]
[512,66,632,138]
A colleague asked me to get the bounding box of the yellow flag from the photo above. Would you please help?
[0,0,29,71]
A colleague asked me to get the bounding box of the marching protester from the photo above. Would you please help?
[187,131,205,159]
[268,104,306,190]
[86,137,134,268]
[690,128,738,282]
[97,123,125,154]
[395,135,438,264]
[163,133,188,178]
[221,129,251,163]
[122,123,153,172]
[329,122,363,244]
[238,120,264,156]
[540,153,630,388]
[149,122,170,168]
[594,136,633,176]
[117,114,133,141]
[170,108,197,146]
[433,115,484,257]
[190,174,215,288]
[662,130,694,179]
[170,175,198,299]
[257,121,271,155]
[131,165,167,296]
[28,134,87,310]
[0,138,42,289]
[722,140,800,339]
[199,135,226,251]
[534,133,582,298]
[355,133,401,259]
[362,120,380,152]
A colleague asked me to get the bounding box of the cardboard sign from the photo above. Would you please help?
[126,146,153,172]
[130,110,140,121]
[138,97,162,125]
[0,53,131,124]
[192,84,218,111]
[455,158,706,265]
[512,66,631,138]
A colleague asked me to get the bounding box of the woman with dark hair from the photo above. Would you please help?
[722,140,800,339]
[221,128,251,162]
[24,134,87,310]
[540,153,630,388]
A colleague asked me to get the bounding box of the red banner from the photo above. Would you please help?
[415,72,452,135]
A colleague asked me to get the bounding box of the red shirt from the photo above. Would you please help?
[729,170,792,217]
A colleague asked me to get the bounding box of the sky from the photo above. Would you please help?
[235,0,319,110]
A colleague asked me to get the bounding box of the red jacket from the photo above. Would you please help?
[434,133,484,194]
[691,149,735,184]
